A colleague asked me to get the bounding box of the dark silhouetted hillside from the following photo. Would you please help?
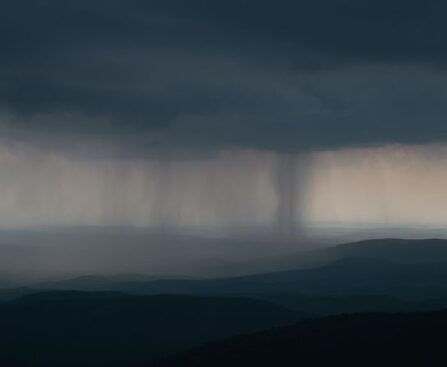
[154,309,447,367]
[0,291,304,367]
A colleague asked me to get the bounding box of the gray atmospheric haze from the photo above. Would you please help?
[2,0,447,282]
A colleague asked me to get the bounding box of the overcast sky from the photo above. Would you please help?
[1,1,447,231]
[2,0,447,154]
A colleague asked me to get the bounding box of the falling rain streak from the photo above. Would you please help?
[3,141,447,233]
[0,144,307,235]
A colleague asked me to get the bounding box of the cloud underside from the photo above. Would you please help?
[2,0,447,155]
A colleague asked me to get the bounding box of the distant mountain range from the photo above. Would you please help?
[28,238,447,301]
[210,237,447,275]
[0,228,316,281]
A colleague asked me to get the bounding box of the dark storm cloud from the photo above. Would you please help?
[2,0,447,154]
